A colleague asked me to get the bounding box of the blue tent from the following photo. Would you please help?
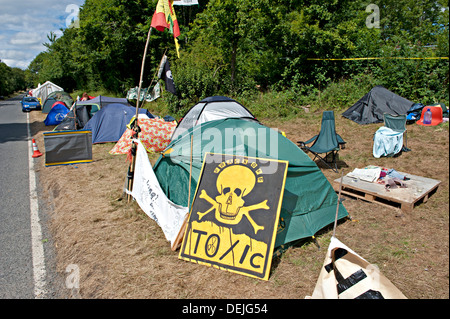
[44,103,69,126]
[83,103,154,144]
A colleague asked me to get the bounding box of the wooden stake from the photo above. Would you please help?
[188,135,193,208]
[171,135,194,251]
[171,213,189,251]
[332,170,344,238]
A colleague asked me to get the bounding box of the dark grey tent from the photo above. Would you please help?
[342,86,414,124]
[77,95,131,108]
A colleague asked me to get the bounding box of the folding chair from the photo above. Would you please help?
[383,113,410,152]
[298,111,346,173]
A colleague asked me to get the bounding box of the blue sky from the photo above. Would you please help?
[0,0,85,69]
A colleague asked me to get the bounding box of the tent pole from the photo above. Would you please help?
[188,134,193,208]
[332,170,344,238]
[127,26,153,203]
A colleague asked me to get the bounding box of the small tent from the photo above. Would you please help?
[54,102,100,131]
[31,81,64,103]
[77,95,131,108]
[342,86,414,124]
[171,96,257,140]
[83,103,154,144]
[110,118,177,154]
[54,95,132,131]
[153,118,348,249]
[44,103,70,126]
[42,91,74,113]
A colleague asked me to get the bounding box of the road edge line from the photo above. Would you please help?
[27,112,47,299]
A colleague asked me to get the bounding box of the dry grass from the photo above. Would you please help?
[30,109,448,299]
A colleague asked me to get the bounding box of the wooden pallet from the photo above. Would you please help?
[333,172,441,213]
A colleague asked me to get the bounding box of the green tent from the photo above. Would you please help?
[42,91,74,113]
[153,118,348,248]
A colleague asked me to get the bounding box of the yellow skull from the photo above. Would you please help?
[215,165,256,224]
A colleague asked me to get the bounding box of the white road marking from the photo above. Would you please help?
[27,112,47,299]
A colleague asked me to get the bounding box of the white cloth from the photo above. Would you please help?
[173,0,199,5]
[373,126,404,158]
[346,167,381,182]
[127,139,188,244]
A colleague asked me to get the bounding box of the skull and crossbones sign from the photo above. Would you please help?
[196,165,269,234]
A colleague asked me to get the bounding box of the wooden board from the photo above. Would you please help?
[333,171,441,213]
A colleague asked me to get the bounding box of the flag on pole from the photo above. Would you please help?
[158,54,177,95]
[151,0,181,57]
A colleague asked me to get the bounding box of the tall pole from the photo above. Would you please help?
[127,26,153,203]
[135,26,153,118]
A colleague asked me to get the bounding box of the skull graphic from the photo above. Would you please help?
[197,164,269,234]
[215,165,256,221]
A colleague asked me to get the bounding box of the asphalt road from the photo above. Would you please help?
[0,94,64,299]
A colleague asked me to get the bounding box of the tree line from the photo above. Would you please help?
[27,0,448,116]
[0,60,28,97]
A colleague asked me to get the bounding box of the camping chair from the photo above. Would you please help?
[298,111,346,173]
[383,113,410,152]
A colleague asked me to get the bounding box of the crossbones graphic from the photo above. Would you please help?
[196,165,269,234]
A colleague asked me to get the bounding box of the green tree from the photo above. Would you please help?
[26,0,448,110]
[0,60,27,96]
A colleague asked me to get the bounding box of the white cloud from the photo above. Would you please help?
[0,49,31,60]
[1,59,30,69]
[9,32,43,45]
[0,0,85,69]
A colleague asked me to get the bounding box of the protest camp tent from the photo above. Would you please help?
[342,86,415,124]
[42,91,74,113]
[171,96,257,140]
[83,103,154,144]
[110,117,177,154]
[44,103,70,126]
[54,103,99,131]
[31,81,64,103]
[77,95,132,108]
[153,118,348,249]
[54,95,132,131]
